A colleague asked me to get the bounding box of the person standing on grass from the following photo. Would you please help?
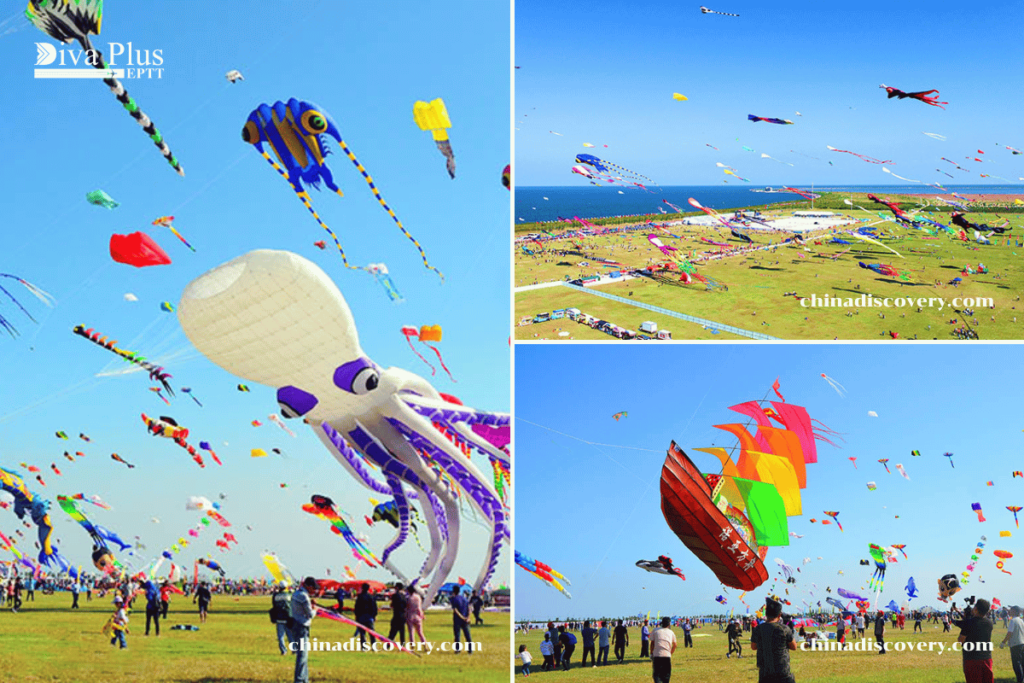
[836,615,846,650]
[914,610,923,633]
[540,633,554,671]
[471,590,484,625]
[289,577,318,683]
[548,621,562,666]
[70,579,80,609]
[354,583,378,648]
[25,576,34,601]
[873,611,886,655]
[388,583,408,644]
[683,618,693,648]
[270,584,292,655]
[750,598,796,683]
[450,585,473,654]
[405,585,426,646]
[614,619,630,662]
[959,598,994,683]
[580,620,597,667]
[144,580,161,636]
[194,581,212,623]
[11,577,22,612]
[598,620,611,665]
[640,619,650,658]
[109,595,129,649]
[651,617,677,683]
[1000,606,1024,683]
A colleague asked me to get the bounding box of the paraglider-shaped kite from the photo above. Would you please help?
[413,98,456,179]
[880,85,947,110]
[26,1,183,175]
[226,70,244,83]
[242,98,443,280]
[177,249,509,606]
[0,274,55,338]
[502,164,511,190]
[636,555,685,581]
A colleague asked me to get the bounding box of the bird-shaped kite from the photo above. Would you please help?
[944,452,955,468]
[849,457,857,469]
[824,511,843,532]
[892,544,908,560]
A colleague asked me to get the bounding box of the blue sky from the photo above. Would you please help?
[515,344,1021,620]
[0,1,509,586]
[515,0,1024,186]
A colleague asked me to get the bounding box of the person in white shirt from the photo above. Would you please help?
[1000,606,1024,683]
[540,633,555,671]
[650,617,678,683]
[519,644,533,676]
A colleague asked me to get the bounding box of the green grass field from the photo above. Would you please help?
[515,197,1024,340]
[0,593,509,682]
[514,623,1019,682]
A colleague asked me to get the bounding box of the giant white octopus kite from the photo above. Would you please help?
[177,250,509,606]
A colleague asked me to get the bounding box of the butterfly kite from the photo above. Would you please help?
[26,1,184,176]
[880,85,947,109]
[242,98,442,280]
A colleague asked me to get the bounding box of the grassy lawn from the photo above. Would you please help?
[515,198,1024,340]
[0,593,509,682]
[515,623,1018,682]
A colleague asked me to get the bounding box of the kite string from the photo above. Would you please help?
[513,418,663,453]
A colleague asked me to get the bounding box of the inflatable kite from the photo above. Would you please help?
[0,466,76,575]
[109,232,172,268]
[636,555,685,581]
[86,190,119,209]
[242,98,442,280]
[517,551,571,597]
[937,574,960,600]
[56,495,127,572]
[26,1,184,175]
[502,164,511,190]
[880,84,947,109]
[413,98,455,179]
[177,250,508,606]
[905,577,918,599]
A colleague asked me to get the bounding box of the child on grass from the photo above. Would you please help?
[519,644,532,676]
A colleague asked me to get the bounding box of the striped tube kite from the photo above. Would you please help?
[515,550,571,598]
[413,99,455,179]
[72,324,174,395]
[242,98,443,280]
[26,0,184,175]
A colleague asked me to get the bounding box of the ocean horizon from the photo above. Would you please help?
[516,184,1024,223]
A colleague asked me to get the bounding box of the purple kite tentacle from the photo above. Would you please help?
[423,486,449,544]
[402,399,510,429]
[347,425,434,495]
[319,422,397,496]
[380,474,411,565]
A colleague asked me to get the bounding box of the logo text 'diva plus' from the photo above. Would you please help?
[34,42,164,79]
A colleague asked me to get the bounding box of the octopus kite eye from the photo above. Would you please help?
[277,385,318,418]
[301,110,328,134]
[242,121,260,144]
[333,358,379,395]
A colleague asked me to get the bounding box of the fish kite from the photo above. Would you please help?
[242,98,442,279]
[748,115,794,125]
[86,190,119,209]
[26,1,184,175]
[110,453,134,469]
[880,85,947,110]
[413,98,455,179]
[635,555,686,581]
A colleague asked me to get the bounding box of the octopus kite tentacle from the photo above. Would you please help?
[255,149,362,272]
[335,137,445,282]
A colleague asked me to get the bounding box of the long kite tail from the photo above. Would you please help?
[84,45,184,177]
[257,150,363,272]
[335,137,445,282]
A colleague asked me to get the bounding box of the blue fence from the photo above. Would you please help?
[560,283,780,340]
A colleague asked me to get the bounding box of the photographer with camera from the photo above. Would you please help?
[956,596,995,683]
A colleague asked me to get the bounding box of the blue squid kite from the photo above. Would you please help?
[242,98,443,281]
[177,250,507,606]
